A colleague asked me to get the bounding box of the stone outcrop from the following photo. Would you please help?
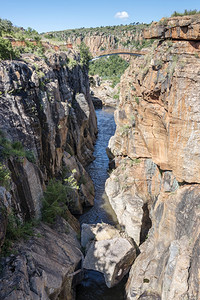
[81,223,136,288]
[105,15,200,299]
[90,76,120,108]
[0,51,97,218]
[126,185,200,300]
[0,51,97,298]
[144,14,200,40]
[0,219,82,300]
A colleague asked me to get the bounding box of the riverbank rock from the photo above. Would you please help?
[81,222,120,248]
[81,223,136,288]
[91,79,120,107]
[126,184,200,300]
[0,219,82,300]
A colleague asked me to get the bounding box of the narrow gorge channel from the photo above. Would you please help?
[76,106,126,300]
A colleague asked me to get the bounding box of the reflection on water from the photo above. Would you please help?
[79,106,118,225]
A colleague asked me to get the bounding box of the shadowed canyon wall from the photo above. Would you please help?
[0,51,97,299]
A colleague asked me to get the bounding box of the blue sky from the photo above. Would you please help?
[1,0,200,33]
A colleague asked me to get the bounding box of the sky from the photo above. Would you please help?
[1,0,200,33]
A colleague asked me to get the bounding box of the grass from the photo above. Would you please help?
[1,212,35,257]
[119,124,132,136]
[0,163,10,189]
[0,132,35,163]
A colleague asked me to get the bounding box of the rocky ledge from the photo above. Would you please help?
[144,14,200,40]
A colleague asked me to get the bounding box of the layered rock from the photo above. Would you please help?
[144,14,200,40]
[0,51,97,218]
[105,15,200,299]
[0,51,97,298]
[46,28,145,57]
[0,219,82,300]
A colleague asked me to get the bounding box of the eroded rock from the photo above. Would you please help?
[82,223,136,288]
[0,220,82,300]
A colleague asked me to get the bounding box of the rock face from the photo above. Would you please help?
[90,77,120,108]
[126,185,200,300]
[105,15,200,299]
[81,223,136,288]
[0,51,97,218]
[0,51,97,298]
[144,14,200,40]
[47,28,145,57]
[0,219,82,300]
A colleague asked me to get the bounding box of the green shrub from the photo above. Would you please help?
[89,55,129,87]
[42,173,78,224]
[0,163,10,189]
[0,38,19,60]
[68,57,78,68]
[0,134,35,162]
[79,42,92,68]
[1,212,35,256]
[171,9,200,17]
[113,94,119,100]
[135,96,139,104]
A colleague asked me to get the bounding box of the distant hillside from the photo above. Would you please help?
[42,23,150,40]
[42,23,155,56]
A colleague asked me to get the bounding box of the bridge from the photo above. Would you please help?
[91,48,148,61]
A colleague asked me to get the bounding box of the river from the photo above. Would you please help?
[76,106,127,300]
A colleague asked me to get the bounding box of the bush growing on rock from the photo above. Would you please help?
[42,172,79,224]
[0,38,19,60]
[0,163,10,189]
[79,42,92,68]
[1,212,35,256]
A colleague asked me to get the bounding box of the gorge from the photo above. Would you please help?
[0,12,200,300]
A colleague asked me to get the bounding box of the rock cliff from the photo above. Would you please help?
[45,26,146,56]
[105,15,200,299]
[0,50,97,299]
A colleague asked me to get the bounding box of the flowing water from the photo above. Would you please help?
[79,106,118,226]
[76,107,127,300]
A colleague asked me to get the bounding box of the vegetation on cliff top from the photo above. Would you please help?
[171,9,200,17]
[89,55,129,87]
[42,22,150,41]
[0,18,45,59]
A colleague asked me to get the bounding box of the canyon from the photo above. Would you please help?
[0,13,200,300]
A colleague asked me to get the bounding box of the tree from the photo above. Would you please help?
[0,38,18,60]
[79,42,92,68]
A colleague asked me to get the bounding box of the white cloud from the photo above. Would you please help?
[115,11,129,19]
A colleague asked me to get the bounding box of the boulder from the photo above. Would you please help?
[83,236,136,288]
[81,223,136,288]
[81,222,120,248]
